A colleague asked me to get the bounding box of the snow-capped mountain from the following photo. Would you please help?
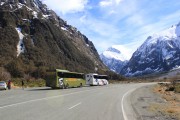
[121,22,180,76]
[100,45,130,73]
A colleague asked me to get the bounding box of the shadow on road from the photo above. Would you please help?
[26,87,55,91]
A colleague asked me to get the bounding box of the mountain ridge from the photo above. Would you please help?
[0,0,113,78]
[121,21,180,76]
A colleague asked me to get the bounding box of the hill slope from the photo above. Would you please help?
[0,0,108,78]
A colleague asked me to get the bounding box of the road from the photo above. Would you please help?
[0,83,155,120]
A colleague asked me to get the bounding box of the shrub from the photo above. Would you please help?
[174,84,180,93]
[0,67,11,81]
[12,78,45,87]
[5,59,24,78]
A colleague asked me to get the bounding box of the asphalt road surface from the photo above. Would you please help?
[0,83,155,120]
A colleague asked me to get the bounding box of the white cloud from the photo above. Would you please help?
[79,14,122,38]
[43,0,88,14]
[125,14,145,26]
[99,0,123,7]
[99,0,139,21]
[115,0,123,4]
[99,0,112,7]
[160,10,180,25]
[43,0,180,57]
[77,14,127,54]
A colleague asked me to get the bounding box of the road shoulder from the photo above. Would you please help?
[130,84,178,120]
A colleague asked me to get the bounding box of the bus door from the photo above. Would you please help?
[85,74,92,85]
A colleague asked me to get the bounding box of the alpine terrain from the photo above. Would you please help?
[121,22,180,76]
[0,0,112,78]
[100,45,130,73]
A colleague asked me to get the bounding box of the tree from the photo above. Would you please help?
[0,67,11,81]
[5,59,24,78]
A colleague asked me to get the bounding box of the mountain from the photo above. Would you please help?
[100,45,130,73]
[121,22,180,76]
[0,0,109,78]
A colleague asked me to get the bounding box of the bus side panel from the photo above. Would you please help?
[63,78,74,87]
[63,78,85,87]
[82,79,86,86]
[93,78,98,86]
[78,78,85,87]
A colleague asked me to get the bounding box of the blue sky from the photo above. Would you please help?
[43,0,180,56]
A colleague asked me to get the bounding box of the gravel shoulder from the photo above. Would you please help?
[130,84,179,120]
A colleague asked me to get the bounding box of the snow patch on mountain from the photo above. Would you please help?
[15,27,25,57]
[102,45,131,61]
[61,27,68,31]
[32,11,38,19]
[100,45,130,73]
[1,2,5,6]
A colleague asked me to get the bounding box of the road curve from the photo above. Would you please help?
[0,83,155,120]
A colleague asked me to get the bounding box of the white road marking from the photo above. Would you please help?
[121,88,137,120]
[122,83,157,120]
[0,87,104,109]
[68,102,81,110]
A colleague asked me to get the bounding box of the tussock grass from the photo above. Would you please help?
[153,83,180,120]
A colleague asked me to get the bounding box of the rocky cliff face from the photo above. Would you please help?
[0,0,108,77]
[121,22,180,76]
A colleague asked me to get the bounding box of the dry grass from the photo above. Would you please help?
[153,83,180,120]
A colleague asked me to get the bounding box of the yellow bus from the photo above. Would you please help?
[45,69,85,89]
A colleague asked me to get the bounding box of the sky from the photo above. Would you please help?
[42,0,180,57]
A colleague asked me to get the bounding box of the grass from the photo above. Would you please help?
[153,83,180,120]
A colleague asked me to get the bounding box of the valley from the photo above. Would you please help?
[0,1,180,120]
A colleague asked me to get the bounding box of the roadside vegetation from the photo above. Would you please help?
[0,67,11,81]
[123,70,180,120]
[153,82,180,120]
[0,67,45,88]
[12,78,45,88]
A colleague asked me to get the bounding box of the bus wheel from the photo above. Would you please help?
[80,83,82,87]
[66,83,69,89]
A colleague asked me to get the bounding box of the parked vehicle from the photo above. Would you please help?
[85,73,109,86]
[0,81,7,90]
[45,69,109,89]
[45,69,86,89]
